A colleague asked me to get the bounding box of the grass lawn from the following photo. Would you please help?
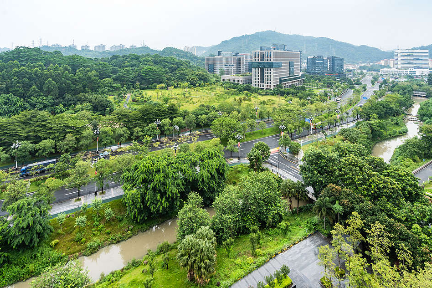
[92,211,315,288]
[128,85,282,112]
[244,126,278,142]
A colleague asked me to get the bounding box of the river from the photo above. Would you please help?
[371,97,426,162]
[10,208,215,288]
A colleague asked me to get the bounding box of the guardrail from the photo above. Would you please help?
[413,159,432,175]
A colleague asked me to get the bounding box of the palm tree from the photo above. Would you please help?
[313,197,334,230]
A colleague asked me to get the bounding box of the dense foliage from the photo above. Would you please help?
[30,260,90,288]
[122,148,227,222]
[0,47,210,117]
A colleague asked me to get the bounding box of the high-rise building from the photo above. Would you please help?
[184,46,197,55]
[394,49,429,70]
[110,44,125,51]
[251,45,302,89]
[94,44,106,52]
[306,56,344,76]
[205,51,252,75]
[81,45,90,50]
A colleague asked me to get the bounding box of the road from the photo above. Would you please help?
[0,78,376,215]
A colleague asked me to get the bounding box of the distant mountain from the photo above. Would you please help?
[196,31,393,64]
[37,45,205,67]
[411,44,432,56]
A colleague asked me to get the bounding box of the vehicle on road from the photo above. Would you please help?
[20,159,57,177]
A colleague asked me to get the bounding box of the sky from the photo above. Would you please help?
[1,0,431,51]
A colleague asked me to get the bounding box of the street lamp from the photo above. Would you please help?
[11,140,21,169]
[94,128,100,153]
[154,119,161,141]
[173,125,179,139]
[235,134,242,160]
[310,117,314,135]
[172,143,179,156]
[278,125,286,173]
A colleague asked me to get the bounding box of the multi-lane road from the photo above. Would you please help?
[0,77,378,214]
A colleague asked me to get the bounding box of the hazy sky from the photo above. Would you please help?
[1,0,431,51]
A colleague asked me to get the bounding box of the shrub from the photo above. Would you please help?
[30,260,90,288]
[105,207,115,221]
[320,276,332,288]
[50,239,59,248]
[75,216,87,230]
[156,241,171,254]
[335,267,346,279]
[85,240,101,255]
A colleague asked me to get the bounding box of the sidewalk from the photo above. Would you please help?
[50,186,124,218]
[230,233,329,288]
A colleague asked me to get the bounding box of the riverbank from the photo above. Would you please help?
[89,211,316,288]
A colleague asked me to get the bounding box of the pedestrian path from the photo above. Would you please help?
[230,233,329,288]
[50,186,124,217]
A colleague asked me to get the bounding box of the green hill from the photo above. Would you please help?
[38,46,205,67]
[196,30,393,64]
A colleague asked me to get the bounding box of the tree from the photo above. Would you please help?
[288,142,301,155]
[35,139,55,159]
[99,127,114,148]
[105,207,114,221]
[177,192,211,241]
[247,141,270,171]
[6,195,52,249]
[58,133,77,154]
[313,196,334,230]
[79,128,94,151]
[280,179,308,213]
[114,126,130,146]
[332,201,343,223]
[31,260,90,288]
[66,160,91,198]
[0,147,10,164]
[318,245,336,284]
[16,141,34,165]
[258,121,267,131]
[3,180,29,209]
[210,116,239,142]
[160,118,172,137]
[225,139,238,158]
[185,114,196,133]
[57,213,66,231]
[94,158,112,194]
[278,135,291,153]
[177,226,216,285]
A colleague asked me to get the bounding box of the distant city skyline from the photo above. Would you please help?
[1,0,431,51]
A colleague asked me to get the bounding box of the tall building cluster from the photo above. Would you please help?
[205,44,303,89]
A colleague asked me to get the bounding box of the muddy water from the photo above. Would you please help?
[11,208,215,287]
[372,98,426,162]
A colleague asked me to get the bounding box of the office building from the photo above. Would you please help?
[94,44,106,52]
[394,49,429,70]
[221,75,252,84]
[81,45,90,50]
[251,45,302,89]
[205,52,252,75]
[306,56,345,77]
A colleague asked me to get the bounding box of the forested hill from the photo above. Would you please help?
[37,46,205,67]
[196,30,393,63]
[0,47,211,117]
[411,44,432,57]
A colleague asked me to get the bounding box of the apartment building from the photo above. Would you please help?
[205,51,252,75]
[94,44,106,52]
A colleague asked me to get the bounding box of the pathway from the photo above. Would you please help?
[123,93,131,109]
[231,233,329,288]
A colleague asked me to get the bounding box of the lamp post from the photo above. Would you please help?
[94,128,100,153]
[173,125,179,139]
[172,143,179,156]
[310,117,314,135]
[278,125,286,173]
[11,140,21,169]
[154,119,161,141]
[235,134,242,160]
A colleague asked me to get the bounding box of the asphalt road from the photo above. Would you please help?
[0,78,373,215]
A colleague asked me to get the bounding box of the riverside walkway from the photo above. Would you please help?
[231,233,329,288]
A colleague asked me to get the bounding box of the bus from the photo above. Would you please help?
[20,159,57,177]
